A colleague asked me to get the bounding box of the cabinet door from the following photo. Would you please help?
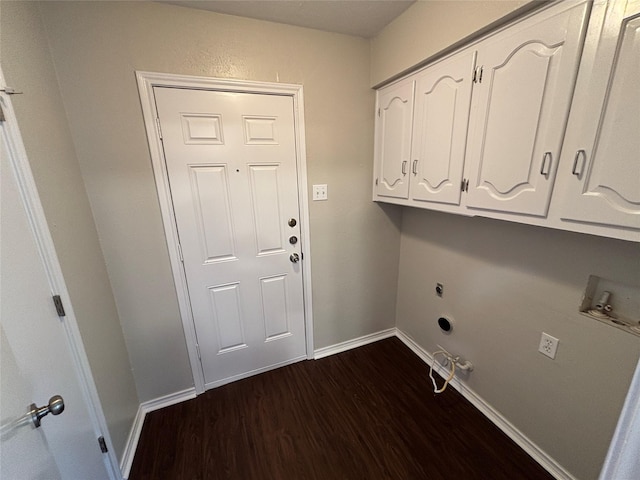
[557,0,640,232]
[410,51,476,206]
[374,78,415,200]
[464,1,590,216]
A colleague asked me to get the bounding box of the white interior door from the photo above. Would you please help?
[154,87,307,389]
[1,119,110,479]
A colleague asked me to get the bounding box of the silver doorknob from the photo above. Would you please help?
[29,395,65,428]
[289,253,300,263]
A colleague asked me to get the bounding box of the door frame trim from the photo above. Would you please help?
[1,67,120,479]
[136,71,314,394]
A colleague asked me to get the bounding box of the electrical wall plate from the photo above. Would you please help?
[538,332,559,359]
[312,184,328,201]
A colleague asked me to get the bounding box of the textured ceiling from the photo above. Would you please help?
[158,0,416,38]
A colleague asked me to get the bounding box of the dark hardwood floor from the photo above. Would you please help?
[129,337,553,479]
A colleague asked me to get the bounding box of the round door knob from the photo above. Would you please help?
[289,253,300,263]
[29,395,65,428]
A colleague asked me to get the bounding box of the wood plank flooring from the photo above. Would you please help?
[129,337,554,479]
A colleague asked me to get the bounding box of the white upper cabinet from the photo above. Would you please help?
[464,1,590,217]
[556,0,640,233]
[374,78,415,200]
[373,0,638,241]
[410,51,476,206]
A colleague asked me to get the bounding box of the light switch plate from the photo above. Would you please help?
[313,184,328,201]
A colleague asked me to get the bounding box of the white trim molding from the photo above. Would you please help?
[314,328,397,359]
[135,71,315,395]
[396,329,576,480]
[120,387,197,479]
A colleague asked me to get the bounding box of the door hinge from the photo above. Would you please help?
[155,117,163,139]
[461,179,469,192]
[0,104,5,122]
[377,108,381,117]
[375,178,379,186]
[177,243,184,263]
[52,295,66,317]
[98,436,108,453]
[195,343,201,360]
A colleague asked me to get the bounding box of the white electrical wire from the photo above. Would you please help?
[429,350,456,394]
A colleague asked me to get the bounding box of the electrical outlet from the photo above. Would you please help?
[538,332,559,359]
[312,184,328,201]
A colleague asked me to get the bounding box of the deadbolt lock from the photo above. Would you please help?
[289,236,298,245]
[288,218,297,227]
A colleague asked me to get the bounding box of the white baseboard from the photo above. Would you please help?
[395,329,576,480]
[120,387,196,479]
[313,327,397,359]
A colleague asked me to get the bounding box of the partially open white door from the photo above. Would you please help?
[0,85,114,479]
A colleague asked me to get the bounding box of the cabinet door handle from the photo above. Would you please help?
[540,152,552,177]
[412,160,418,175]
[572,149,586,176]
[402,160,408,176]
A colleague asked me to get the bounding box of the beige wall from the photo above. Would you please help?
[38,1,402,402]
[1,1,139,458]
[370,0,535,86]
[397,210,640,479]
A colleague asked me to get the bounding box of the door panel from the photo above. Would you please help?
[465,1,590,216]
[154,88,306,389]
[558,0,640,230]
[1,131,109,479]
[410,51,475,205]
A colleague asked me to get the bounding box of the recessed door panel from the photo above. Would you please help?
[249,164,285,255]
[209,283,246,353]
[260,275,291,341]
[190,165,236,263]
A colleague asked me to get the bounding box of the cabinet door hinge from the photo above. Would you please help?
[177,243,184,263]
[52,295,66,317]
[155,117,163,139]
[196,343,201,360]
[0,104,5,122]
[461,179,469,192]
[98,436,108,453]
[377,108,381,117]
[375,178,379,186]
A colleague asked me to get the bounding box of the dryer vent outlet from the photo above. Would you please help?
[438,317,453,334]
